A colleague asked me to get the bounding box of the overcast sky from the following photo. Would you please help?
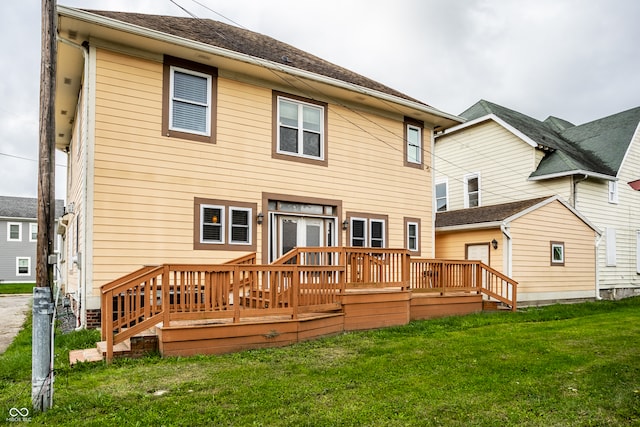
[1,0,639,200]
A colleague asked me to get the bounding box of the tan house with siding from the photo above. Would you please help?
[435,100,640,301]
[435,196,600,303]
[54,7,462,327]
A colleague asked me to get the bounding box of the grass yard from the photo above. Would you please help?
[1,298,639,426]
[0,282,35,294]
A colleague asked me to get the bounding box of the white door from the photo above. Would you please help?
[278,216,324,258]
[466,243,490,265]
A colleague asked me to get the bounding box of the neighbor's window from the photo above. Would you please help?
[194,198,256,251]
[404,118,424,169]
[551,242,564,266]
[7,223,21,242]
[30,223,37,242]
[405,218,421,253]
[608,181,619,204]
[435,179,448,212]
[349,214,387,248]
[16,257,30,276]
[464,173,480,208]
[163,56,217,143]
[274,94,326,164]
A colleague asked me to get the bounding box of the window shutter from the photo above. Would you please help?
[606,227,616,266]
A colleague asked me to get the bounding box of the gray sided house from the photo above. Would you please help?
[0,196,64,283]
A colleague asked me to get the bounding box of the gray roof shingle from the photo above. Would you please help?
[0,196,65,219]
[84,10,427,107]
[435,197,551,228]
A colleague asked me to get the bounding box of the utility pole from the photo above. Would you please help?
[33,0,57,412]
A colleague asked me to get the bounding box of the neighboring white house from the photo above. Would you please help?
[0,196,64,283]
[435,100,640,300]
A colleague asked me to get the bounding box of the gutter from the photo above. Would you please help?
[58,6,463,127]
[529,170,616,182]
[435,221,503,233]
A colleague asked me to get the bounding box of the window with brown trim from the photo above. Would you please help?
[162,56,217,144]
[194,198,257,251]
[404,217,421,255]
[346,212,389,248]
[272,91,328,166]
[404,117,424,169]
[550,241,565,266]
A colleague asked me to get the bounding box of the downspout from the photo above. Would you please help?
[57,37,90,329]
[571,174,588,208]
[594,233,604,300]
[500,223,512,277]
[430,128,437,258]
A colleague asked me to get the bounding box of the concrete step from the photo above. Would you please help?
[69,347,103,365]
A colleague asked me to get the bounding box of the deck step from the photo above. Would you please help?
[69,348,104,365]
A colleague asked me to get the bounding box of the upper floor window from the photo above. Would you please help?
[7,223,21,242]
[194,198,257,251]
[435,179,448,212]
[30,223,37,242]
[348,213,388,248]
[608,181,618,204]
[273,93,327,165]
[464,173,481,208]
[404,118,424,169]
[163,55,217,144]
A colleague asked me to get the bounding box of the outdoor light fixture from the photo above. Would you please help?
[491,239,498,250]
[257,212,264,225]
[342,219,349,230]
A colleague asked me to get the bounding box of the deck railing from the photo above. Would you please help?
[101,249,516,361]
[409,259,517,310]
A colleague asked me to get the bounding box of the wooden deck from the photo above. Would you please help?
[87,248,517,362]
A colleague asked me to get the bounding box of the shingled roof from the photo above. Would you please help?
[457,100,640,179]
[0,196,65,219]
[84,10,426,106]
[435,197,551,228]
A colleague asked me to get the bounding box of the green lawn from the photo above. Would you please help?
[1,298,639,426]
[0,282,35,294]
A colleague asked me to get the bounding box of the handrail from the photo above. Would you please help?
[410,259,517,311]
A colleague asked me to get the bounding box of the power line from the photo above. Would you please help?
[0,151,67,168]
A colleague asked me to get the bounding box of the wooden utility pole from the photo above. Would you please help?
[37,0,56,289]
[33,0,56,412]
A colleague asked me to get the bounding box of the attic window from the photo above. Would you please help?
[163,56,218,144]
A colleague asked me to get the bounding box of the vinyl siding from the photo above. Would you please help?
[510,200,596,300]
[0,219,37,282]
[88,48,434,295]
[435,121,570,210]
[435,228,504,273]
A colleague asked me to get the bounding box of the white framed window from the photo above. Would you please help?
[169,66,212,136]
[551,242,565,266]
[30,223,37,242]
[606,227,617,266]
[16,257,30,276]
[7,222,21,242]
[407,222,419,252]
[435,179,448,212]
[201,204,225,244]
[406,124,422,164]
[229,207,252,245]
[277,96,324,160]
[464,173,481,208]
[350,217,386,248]
[608,181,619,204]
